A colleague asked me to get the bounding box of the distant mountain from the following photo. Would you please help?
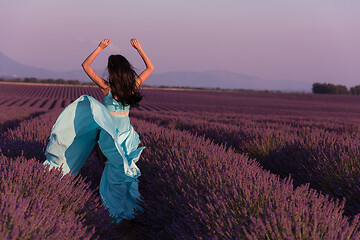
[146,71,311,92]
[0,52,90,81]
[0,52,57,79]
[0,52,311,92]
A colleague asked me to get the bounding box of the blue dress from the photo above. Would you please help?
[43,91,145,222]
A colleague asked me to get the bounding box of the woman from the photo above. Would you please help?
[43,38,154,222]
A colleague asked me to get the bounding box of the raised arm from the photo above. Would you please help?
[82,39,111,95]
[130,38,154,88]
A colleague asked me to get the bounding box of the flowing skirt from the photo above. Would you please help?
[43,95,145,222]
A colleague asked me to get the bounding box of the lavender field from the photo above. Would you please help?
[1,82,360,239]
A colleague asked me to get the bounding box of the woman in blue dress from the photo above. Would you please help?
[43,38,154,222]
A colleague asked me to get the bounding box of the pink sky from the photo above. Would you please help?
[1,0,360,86]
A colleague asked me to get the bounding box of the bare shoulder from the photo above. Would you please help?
[102,88,110,96]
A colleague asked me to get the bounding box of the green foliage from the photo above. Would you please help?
[24,77,38,83]
[350,85,360,95]
[2,77,91,85]
[312,82,349,94]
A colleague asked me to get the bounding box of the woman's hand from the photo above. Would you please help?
[131,38,154,88]
[131,38,142,51]
[99,39,111,49]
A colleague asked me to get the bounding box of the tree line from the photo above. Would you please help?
[312,82,360,95]
[0,77,94,85]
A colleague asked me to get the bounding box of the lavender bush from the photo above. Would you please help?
[128,119,360,239]
[0,110,60,160]
[132,110,360,217]
[0,107,45,134]
[2,83,360,239]
[0,109,120,239]
[0,155,115,240]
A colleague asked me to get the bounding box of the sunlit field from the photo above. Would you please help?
[1,82,360,239]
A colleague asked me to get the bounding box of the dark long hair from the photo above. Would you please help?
[107,54,143,107]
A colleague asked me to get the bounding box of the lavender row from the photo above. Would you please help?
[0,107,45,134]
[0,110,62,160]
[130,118,360,239]
[139,88,360,117]
[3,83,360,117]
[0,154,116,240]
[198,112,360,137]
[132,109,360,138]
[1,108,360,238]
[0,110,126,239]
[0,83,103,100]
[132,110,360,217]
[0,109,109,192]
